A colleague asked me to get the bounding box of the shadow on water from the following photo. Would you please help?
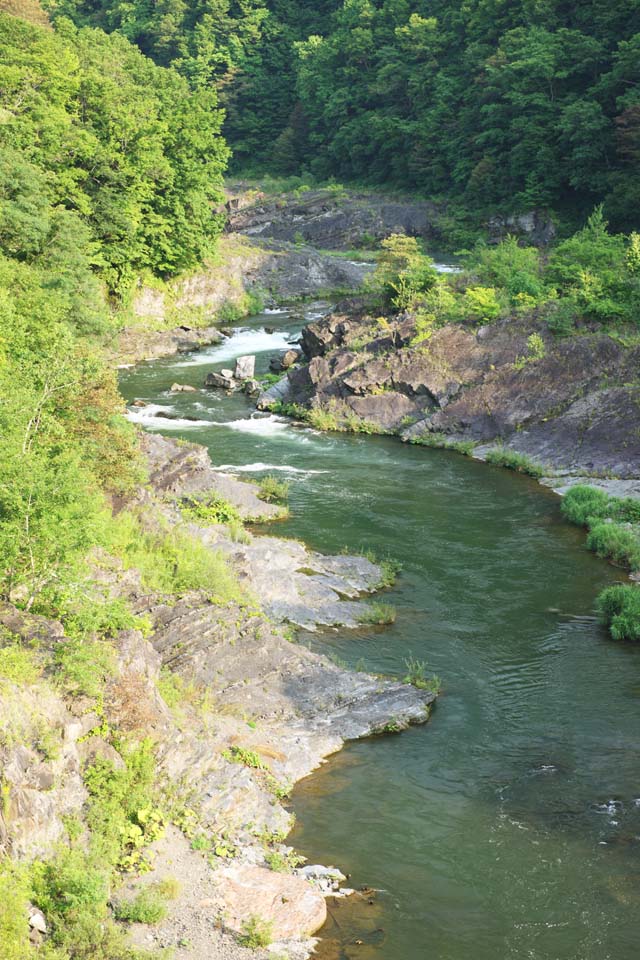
[120,306,640,960]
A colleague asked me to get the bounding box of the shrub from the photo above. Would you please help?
[357,602,396,625]
[238,915,274,948]
[471,236,546,306]
[586,522,640,570]
[113,886,168,924]
[514,332,546,369]
[83,740,162,872]
[596,585,640,641]
[484,447,545,478]
[366,234,437,311]
[258,476,290,503]
[306,405,340,431]
[461,285,502,324]
[181,494,241,525]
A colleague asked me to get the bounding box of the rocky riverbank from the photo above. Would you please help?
[260,302,640,485]
[0,430,435,959]
[115,235,371,366]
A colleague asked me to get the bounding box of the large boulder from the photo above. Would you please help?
[213,864,327,939]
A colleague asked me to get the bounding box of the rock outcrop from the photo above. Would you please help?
[266,306,640,478]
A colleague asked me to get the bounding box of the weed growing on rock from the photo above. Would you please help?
[264,849,303,872]
[222,745,267,769]
[258,475,290,503]
[358,602,397,625]
[239,915,274,948]
[180,494,241,525]
[228,518,251,544]
[484,447,545,478]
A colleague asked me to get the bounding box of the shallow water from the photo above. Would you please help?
[120,305,640,960]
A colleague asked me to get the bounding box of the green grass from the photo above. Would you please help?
[484,447,546,478]
[258,475,290,503]
[357,602,397,625]
[596,585,640,641]
[586,522,640,570]
[561,485,640,527]
[410,432,476,456]
[106,510,244,603]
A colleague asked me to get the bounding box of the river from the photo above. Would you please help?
[120,301,640,960]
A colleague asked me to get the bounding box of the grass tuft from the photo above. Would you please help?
[596,585,640,641]
[358,602,396,625]
[484,446,545,477]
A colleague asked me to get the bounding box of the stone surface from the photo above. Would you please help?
[234,355,256,380]
[214,864,327,939]
[170,383,198,393]
[268,306,640,479]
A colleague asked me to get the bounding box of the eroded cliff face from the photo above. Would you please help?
[264,306,640,479]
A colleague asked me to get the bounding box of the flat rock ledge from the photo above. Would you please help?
[142,432,387,627]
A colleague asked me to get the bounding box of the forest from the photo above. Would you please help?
[44,0,640,228]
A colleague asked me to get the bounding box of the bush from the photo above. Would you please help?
[0,861,35,960]
[113,886,168,924]
[586,522,640,571]
[484,447,545,477]
[238,915,274,948]
[53,638,117,699]
[366,234,437,311]
[596,585,640,641]
[471,236,546,306]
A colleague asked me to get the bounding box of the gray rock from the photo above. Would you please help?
[204,371,238,390]
[170,383,197,393]
[234,355,256,380]
[29,909,47,934]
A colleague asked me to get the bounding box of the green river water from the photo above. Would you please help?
[120,303,640,960]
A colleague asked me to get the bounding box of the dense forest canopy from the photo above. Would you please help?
[43,0,640,228]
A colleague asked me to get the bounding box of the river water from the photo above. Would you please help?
[120,303,640,960]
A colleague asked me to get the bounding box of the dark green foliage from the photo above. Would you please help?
[596,585,640,641]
